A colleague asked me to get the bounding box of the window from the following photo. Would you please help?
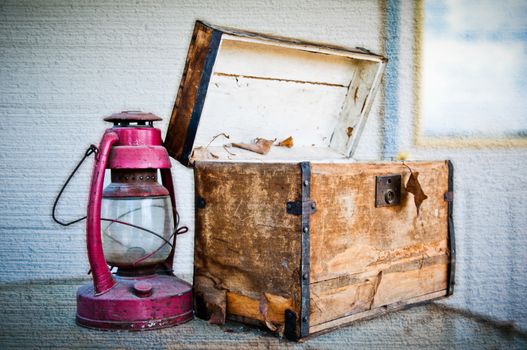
[415,0,527,146]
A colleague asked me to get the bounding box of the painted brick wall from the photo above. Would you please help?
[1,0,526,332]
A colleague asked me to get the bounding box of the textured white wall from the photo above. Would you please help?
[0,0,383,280]
[397,1,527,331]
[1,0,526,332]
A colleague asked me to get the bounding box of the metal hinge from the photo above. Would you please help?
[444,191,454,202]
[196,196,206,209]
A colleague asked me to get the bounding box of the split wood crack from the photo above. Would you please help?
[214,72,347,88]
[369,271,383,308]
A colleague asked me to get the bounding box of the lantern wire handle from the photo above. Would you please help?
[52,144,99,226]
[132,224,189,266]
[53,144,189,268]
[101,205,174,247]
[101,218,174,248]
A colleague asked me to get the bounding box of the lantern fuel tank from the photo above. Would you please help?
[75,111,193,331]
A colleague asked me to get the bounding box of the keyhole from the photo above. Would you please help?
[385,190,395,204]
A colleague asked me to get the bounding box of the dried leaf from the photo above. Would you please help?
[276,323,285,338]
[258,294,277,332]
[406,171,428,215]
[231,142,260,154]
[208,308,226,325]
[194,275,226,325]
[206,133,230,148]
[189,146,219,164]
[258,294,269,317]
[264,319,277,332]
[231,138,275,155]
[277,136,294,148]
[223,144,237,156]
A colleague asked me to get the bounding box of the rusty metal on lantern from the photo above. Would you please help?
[70,111,192,330]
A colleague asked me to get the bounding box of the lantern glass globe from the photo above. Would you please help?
[101,196,174,268]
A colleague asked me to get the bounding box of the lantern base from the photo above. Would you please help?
[76,274,193,331]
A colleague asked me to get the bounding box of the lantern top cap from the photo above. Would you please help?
[104,111,163,123]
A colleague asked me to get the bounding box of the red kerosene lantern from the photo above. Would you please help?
[75,111,192,330]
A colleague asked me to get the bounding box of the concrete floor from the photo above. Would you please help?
[1,279,526,349]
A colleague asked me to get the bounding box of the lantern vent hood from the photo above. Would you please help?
[165,21,387,166]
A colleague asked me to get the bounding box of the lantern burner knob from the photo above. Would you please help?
[104,111,162,127]
[133,281,153,297]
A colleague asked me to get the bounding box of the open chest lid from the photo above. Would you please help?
[165,21,386,166]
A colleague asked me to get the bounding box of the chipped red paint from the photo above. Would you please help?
[86,130,119,294]
[108,145,171,169]
[77,112,192,331]
[76,275,192,331]
[108,125,170,169]
[159,168,178,270]
[113,126,164,147]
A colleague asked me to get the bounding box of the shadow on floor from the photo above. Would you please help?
[0,279,526,349]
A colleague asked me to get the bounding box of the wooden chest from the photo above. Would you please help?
[165,21,455,340]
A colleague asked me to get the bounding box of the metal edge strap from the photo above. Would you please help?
[299,161,311,337]
[192,168,204,317]
[447,160,456,296]
[180,29,223,165]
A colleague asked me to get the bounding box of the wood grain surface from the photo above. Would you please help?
[194,161,303,330]
[165,22,215,160]
[193,160,452,337]
[309,161,450,328]
[165,22,386,164]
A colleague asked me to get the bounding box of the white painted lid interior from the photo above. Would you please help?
[191,34,386,162]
